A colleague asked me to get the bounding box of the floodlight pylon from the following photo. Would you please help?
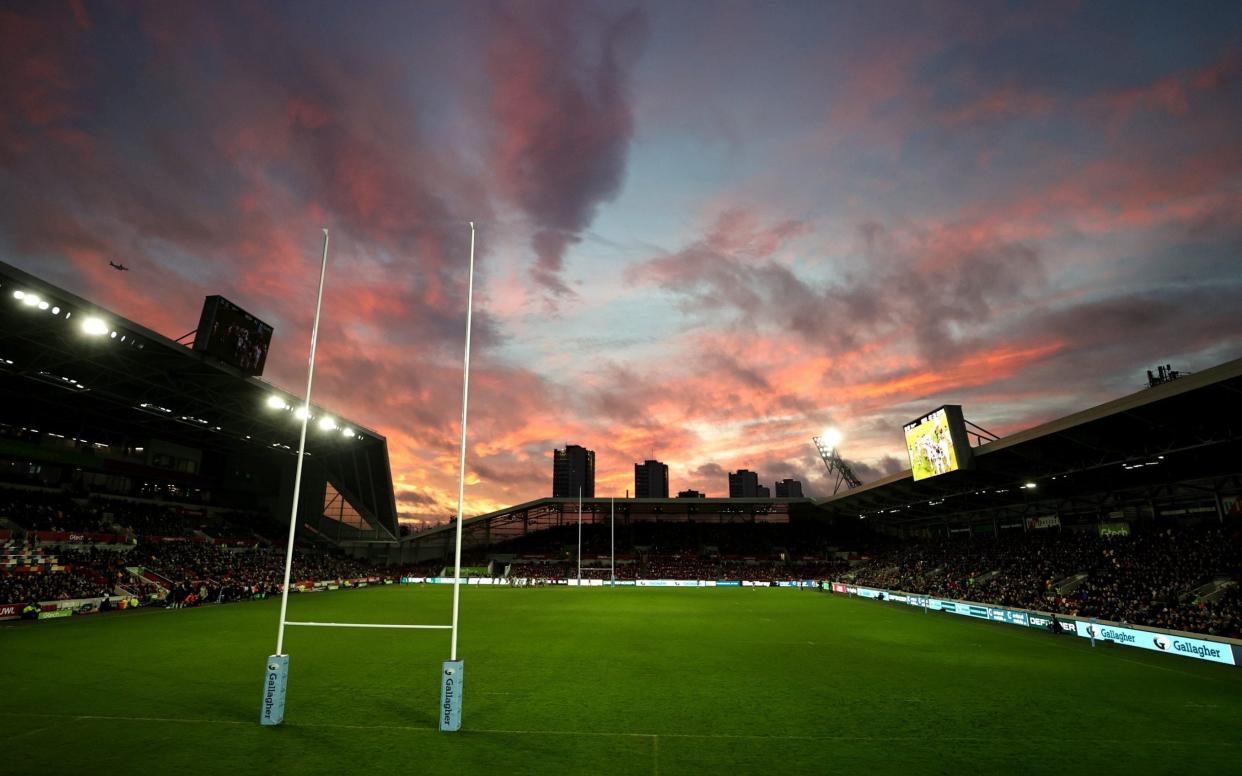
[813,434,862,495]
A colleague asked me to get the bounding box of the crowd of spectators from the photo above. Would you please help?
[2,538,393,610]
[503,557,849,582]
[848,524,1242,638]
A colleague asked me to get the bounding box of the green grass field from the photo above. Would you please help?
[2,586,1240,775]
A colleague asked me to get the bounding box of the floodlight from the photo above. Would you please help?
[51,306,59,314]
[294,406,311,420]
[21,294,40,307]
[318,416,337,431]
[37,301,49,310]
[819,427,842,451]
[1024,482,1037,489]
[266,395,288,410]
[12,290,24,300]
[342,427,356,438]
[109,331,117,338]
[81,317,109,336]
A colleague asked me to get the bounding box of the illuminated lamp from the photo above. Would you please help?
[81,317,109,336]
[818,427,842,451]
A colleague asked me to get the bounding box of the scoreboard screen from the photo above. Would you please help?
[193,296,274,377]
[903,405,972,481]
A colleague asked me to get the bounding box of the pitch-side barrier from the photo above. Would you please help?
[826,581,1242,668]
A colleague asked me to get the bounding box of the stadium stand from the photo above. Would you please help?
[847,524,1242,638]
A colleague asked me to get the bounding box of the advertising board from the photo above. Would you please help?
[1076,622,1235,666]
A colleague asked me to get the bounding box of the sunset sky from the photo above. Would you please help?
[2,1,1240,525]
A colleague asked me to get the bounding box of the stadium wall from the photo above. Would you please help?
[827,582,1242,668]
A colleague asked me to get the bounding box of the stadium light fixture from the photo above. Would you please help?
[342,427,356,438]
[12,290,24,300]
[266,395,289,410]
[819,427,842,451]
[294,406,311,420]
[21,294,40,307]
[81,316,109,336]
[51,306,60,314]
[37,300,49,310]
[317,416,337,431]
[1024,482,1037,489]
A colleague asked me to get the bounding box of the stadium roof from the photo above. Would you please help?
[399,495,819,562]
[0,259,399,541]
[816,356,1242,529]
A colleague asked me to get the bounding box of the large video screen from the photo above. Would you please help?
[193,296,274,377]
[903,405,970,481]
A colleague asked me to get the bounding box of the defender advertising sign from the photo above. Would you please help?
[260,654,290,726]
[439,660,464,732]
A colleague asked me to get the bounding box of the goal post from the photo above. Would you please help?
[260,223,476,731]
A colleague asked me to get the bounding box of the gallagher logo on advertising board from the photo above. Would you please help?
[1154,636,1168,651]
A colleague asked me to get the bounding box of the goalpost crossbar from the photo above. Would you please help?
[284,621,452,630]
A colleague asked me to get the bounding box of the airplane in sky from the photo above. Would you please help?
[108,260,129,271]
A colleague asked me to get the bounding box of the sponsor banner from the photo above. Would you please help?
[260,655,289,726]
[1076,623,1235,666]
[37,608,72,620]
[932,600,988,619]
[439,660,464,732]
[1099,522,1130,537]
[0,602,20,620]
[1223,496,1240,516]
[831,582,848,594]
[1028,613,1077,635]
[715,581,741,587]
[1026,515,1061,530]
[988,607,1029,626]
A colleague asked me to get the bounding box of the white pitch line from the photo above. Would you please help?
[284,621,451,630]
[1,712,1238,747]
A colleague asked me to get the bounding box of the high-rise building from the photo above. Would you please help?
[634,459,669,498]
[677,489,706,499]
[728,469,760,498]
[774,479,803,497]
[757,484,771,497]
[553,444,595,498]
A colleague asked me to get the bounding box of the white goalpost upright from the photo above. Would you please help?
[260,224,475,732]
[440,220,477,732]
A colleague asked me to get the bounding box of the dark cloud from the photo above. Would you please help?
[397,490,437,506]
[850,455,907,483]
[692,462,726,480]
[632,212,1045,365]
[486,1,648,297]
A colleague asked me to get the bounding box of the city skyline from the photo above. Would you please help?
[2,1,1240,526]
